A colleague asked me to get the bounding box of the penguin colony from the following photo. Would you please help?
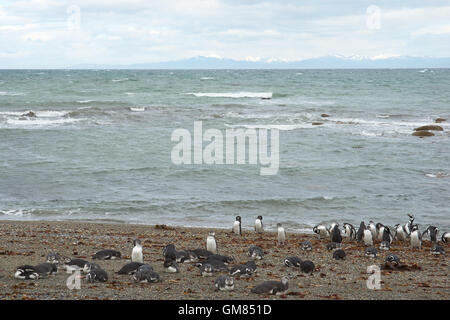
[12,213,447,296]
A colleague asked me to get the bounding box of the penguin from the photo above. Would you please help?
[208,254,234,264]
[46,252,63,266]
[34,263,58,277]
[376,223,385,241]
[233,216,242,235]
[326,242,340,251]
[201,258,229,272]
[330,225,342,245]
[92,249,121,260]
[191,248,214,259]
[251,276,289,295]
[343,223,356,240]
[206,231,218,254]
[83,262,101,273]
[137,264,154,273]
[255,215,264,233]
[422,226,439,243]
[283,256,302,268]
[247,245,264,260]
[332,249,346,260]
[175,250,190,263]
[229,264,253,278]
[86,268,108,283]
[442,232,450,243]
[163,244,177,261]
[394,224,407,241]
[363,226,373,246]
[364,247,377,258]
[131,239,143,263]
[184,250,199,263]
[164,259,180,273]
[199,263,214,277]
[385,254,400,265]
[404,214,415,236]
[431,245,445,255]
[313,224,330,239]
[328,222,338,236]
[380,241,391,251]
[117,262,144,275]
[410,224,422,249]
[356,221,366,242]
[132,270,161,283]
[299,260,315,274]
[245,260,257,273]
[300,241,312,251]
[382,226,393,244]
[277,223,286,246]
[369,221,377,240]
[63,258,90,273]
[14,265,39,280]
[215,275,235,291]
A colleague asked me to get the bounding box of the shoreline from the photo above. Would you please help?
[0,220,448,300]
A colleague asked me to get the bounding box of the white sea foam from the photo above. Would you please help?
[226,123,314,131]
[112,78,129,82]
[6,118,82,126]
[129,107,145,112]
[187,92,273,99]
[200,77,214,80]
[77,99,94,103]
[0,91,24,96]
[0,209,31,217]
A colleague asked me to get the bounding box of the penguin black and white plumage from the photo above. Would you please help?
[163,244,177,261]
[376,223,385,241]
[300,241,312,251]
[330,225,342,245]
[442,232,450,243]
[326,242,340,251]
[299,260,315,274]
[277,223,286,246]
[313,224,330,239]
[380,241,390,251]
[199,263,214,277]
[245,260,257,273]
[422,226,439,243]
[208,254,234,265]
[83,262,101,274]
[251,276,289,295]
[410,224,422,249]
[133,270,161,283]
[385,254,400,265]
[206,231,218,254]
[404,214,415,236]
[14,265,39,280]
[255,215,264,233]
[382,226,393,244]
[247,245,264,260]
[92,249,121,260]
[283,256,302,268]
[63,258,90,272]
[363,226,373,246]
[233,216,242,235]
[332,249,346,260]
[431,245,445,255]
[201,258,229,272]
[356,221,366,242]
[229,264,253,278]
[137,264,154,273]
[368,221,377,240]
[328,222,338,235]
[364,247,377,258]
[46,252,62,266]
[34,263,58,277]
[343,223,356,240]
[394,224,407,241]
[191,248,214,260]
[164,259,180,273]
[131,239,143,263]
[215,275,235,291]
[117,262,144,275]
[86,268,108,283]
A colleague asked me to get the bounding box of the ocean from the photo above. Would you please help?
[0,69,449,233]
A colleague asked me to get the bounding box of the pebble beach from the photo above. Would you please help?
[0,220,448,300]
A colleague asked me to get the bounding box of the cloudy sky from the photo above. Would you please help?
[1,0,450,68]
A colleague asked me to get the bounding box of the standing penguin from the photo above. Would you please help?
[422,226,439,243]
[442,232,450,243]
[369,221,377,240]
[206,231,218,254]
[363,226,374,246]
[255,216,264,233]
[331,225,342,246]
[410,224,422,249]
[376,223,385,241]
[131,239,144,263]
[277,223,286,246]
[313,224,330,239]
[356,221,366,242]
[233,216,242,235]
[343,223,356,240]
[394,224,407,241]
[404,214,415,236]
[382,226,393,244]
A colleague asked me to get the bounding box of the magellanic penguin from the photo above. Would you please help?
[363,226,374,246]
[199,263,214,277]
[299,260,315,274]
[404,214,415,236]
[247,245,264,260]
[277,223,286,246]
[92,249,121,260]
[442,232,450,243]
[131,239,144,263]
[422,226,439,243]
[385,254,400,265]
[376,223,385,241]
[255,215,264,233]
[356,221,366,242]
[86,268,108,283]
[410,224,422,249]
[14,265,39,280]
[163,244,177,261]
[229,264,253,278]
[133,270,161,283]
[283,256,302,268]
[233,216,242,235]
[117,262,144,275]
[206,231,218,254]
[431,245,445,255]
[300,241,312,251]
[251,276,289,295]
[343,223,356,240]
[313,224,330,239]
[368,221,377,240]
[215,275,235,291]
[394,224,407,241]
[364,247,377,258]
[164,259,180,273]
[46,252,63,266]
[381,226,393,244]
[380,241,391,251]
[333,249,346,260]
[330,225,342,246]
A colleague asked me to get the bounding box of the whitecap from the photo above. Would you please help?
[0,209,31,217]
[129,107,145,112]
[187,92,272,99]
[200,77,214,80]
[77,100,94,103]
[112,78,128,82]
[6,118,83,127]
[0,91,24,96]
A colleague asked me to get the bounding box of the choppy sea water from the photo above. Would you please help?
[0,69,449,233]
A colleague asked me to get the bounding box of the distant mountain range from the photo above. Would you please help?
[72,55,450,69]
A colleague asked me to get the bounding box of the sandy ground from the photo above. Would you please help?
[0,220,448,300]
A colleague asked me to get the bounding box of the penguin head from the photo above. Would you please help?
[133,239,141,246]
[208,231,215,237]
[277,223,282,228]
[257,215,263,221]
[411,224,419,232]
[236,216,241,222]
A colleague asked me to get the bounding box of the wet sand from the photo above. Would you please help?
[0,220,448,300]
